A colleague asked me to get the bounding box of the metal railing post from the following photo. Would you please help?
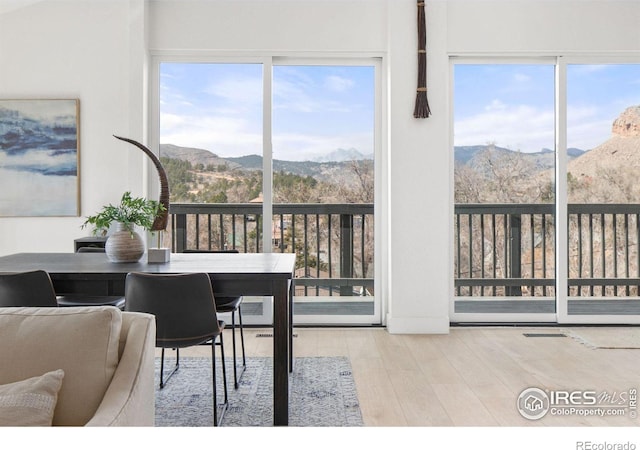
[169,203,374,297]
[508,213,522,296]
[340,214,354,296]
[175,213,187,253]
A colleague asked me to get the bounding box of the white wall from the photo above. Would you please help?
[149,0,388,52]
[385,0,452,333]
[447,0,640,54]
[1,0,638,333]
[0,0,146,254]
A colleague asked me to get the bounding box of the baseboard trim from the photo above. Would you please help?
[385,314,450,334]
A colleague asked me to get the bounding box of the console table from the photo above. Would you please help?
[73,236,107,252]
[0,251,296,426]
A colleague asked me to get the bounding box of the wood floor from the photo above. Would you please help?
[177,325,640,428]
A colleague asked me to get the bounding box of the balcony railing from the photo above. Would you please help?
[455,203,640,297]
[167,203,374,298]
[166,202,640,302]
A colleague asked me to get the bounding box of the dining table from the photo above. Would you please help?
[0,251,297,426]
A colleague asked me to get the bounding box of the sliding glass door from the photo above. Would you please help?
[452,60,557,322]
[272,62,378,325]
[561,61,640,323]
[151,56,381,326]
[452,57,640,324]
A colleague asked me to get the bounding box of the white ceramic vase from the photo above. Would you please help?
[105,222,145,263]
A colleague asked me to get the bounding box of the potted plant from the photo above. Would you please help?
[82,191,166,263]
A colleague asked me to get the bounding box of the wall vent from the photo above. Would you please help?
[255,333,297,338]
[523,333,567,337]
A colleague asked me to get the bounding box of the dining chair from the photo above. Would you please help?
[124,271,229,426]
[56,247,126,310]
[183,249,246,389]
[0,270,59,307]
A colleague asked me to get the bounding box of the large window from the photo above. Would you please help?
[272,64,375,315]
[159,63,264,204]
[153,57,380,325]
[453,62,556,318]
[452,58,640,324]
[566,63,640,313]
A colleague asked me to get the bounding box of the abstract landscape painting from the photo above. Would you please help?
[0,99,79,216]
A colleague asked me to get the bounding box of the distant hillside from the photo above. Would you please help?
[455,144,586,171]
[226,154,369,187]
[224,154,262,170]
[568,136,640,178]
[160,143,373,183]
[226,154,341,175]
[567,105,640,179]
[312,148,372,162]
[454,145,513,165]
[162,141,589,178]
[160,144,240,170]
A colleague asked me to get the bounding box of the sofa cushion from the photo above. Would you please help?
[0,306,122,426]
[0,369,64,426]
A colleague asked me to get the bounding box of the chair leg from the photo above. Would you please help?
[213,334,228,426]
[212,340,218,426]
[220,333,228,405]
[238,305,246,367]
[231,306,247,389]
[231,310,237,388]
[159,347,180,389]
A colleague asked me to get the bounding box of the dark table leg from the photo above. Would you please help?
[273,279,290,426]
[289,279,294,373]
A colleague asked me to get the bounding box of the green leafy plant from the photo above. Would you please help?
[82,191,166,236]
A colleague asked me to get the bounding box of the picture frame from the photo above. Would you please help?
[0,99,80,217]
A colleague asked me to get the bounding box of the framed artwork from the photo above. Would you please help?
[0,99,80,217]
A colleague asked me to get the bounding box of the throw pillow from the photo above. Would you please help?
[0,369,64,426]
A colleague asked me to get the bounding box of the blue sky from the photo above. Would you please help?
[454,63,640,152]
[161,62,639,158]
[160,63,375,161]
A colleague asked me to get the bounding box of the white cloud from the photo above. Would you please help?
[205,76,263,106]
[485,99,507,112]
[160,113,186,129]
[274,71,355,114]
[324,75,354,92]
[514,73,532,84]
[566,105,613,150]
[455,103,554,152]
[456,100,624,152]
[160,112,262,156]
[273,77,316,113]
[273,131,372,161]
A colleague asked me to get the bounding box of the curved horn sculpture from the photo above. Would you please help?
[113,135,169,231]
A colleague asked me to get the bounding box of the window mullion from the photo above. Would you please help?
[262,57,274,253]
[555,57,569,322]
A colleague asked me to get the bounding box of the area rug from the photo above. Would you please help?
[154,356,363,427]
[564,326,640,349]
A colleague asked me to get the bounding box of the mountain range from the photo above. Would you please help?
[160,143,371,182]
[161,104,640,183]
[454,145,587,171]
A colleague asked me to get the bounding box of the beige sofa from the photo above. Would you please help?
[0,306,156,426]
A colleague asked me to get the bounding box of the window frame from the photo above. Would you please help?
[449,55,640,325]
[149,53,386,326]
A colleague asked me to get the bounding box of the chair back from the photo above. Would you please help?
[0,270,58,307]
[124,272,221,348]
